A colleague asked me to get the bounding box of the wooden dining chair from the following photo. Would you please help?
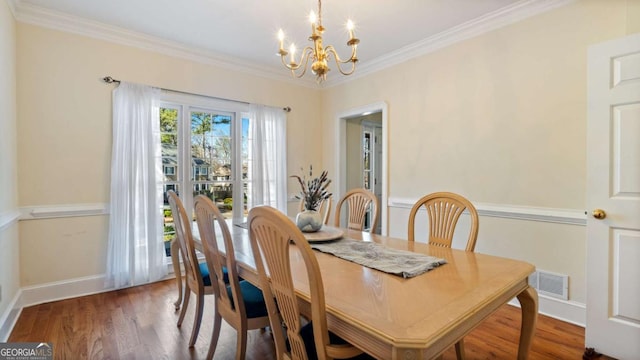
[407,191,479,251]
[167,190,214,347]
[299,196,333,225]
[334,188,379,233]
[194,195,270,360]
[248,206,372,360]
[407,191,479,360]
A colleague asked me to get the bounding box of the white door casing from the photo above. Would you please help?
[586,32,640,359]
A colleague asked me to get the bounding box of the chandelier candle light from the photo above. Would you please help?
[277,0,360,83]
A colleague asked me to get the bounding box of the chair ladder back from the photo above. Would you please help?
[249,206,332,360]
[167,191,204,290]
[408,192,479,252]
[193,196,243,312]
[321,197,333,225]
[348,196,371,230]
[427,200,465,248]
[334,188,380,233]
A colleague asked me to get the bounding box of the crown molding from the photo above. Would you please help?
[11,0,574,89]
[11,0,318,89]
[324,0,576,88]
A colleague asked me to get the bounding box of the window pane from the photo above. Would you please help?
[241,117,250,220]
[160,108,178,133]
[161,108,178,147]
[242,181,249,218]
[161,107,179,188]
[193,183,234,219]
[191,112,232,182]
[162,184,180,256]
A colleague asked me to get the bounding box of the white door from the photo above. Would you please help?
[586,33,640,359]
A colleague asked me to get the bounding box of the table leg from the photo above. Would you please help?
[171,237,183,310]
[516,286,538,360]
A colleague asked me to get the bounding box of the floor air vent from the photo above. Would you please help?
[528,270,568,300]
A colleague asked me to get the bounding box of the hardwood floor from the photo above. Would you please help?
[9,279,590,359]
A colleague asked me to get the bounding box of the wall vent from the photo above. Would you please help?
[528,269,568,300]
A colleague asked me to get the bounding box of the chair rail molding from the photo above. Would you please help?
[20,203,109,220]
[388,197,586,226]
[0,210,21,232]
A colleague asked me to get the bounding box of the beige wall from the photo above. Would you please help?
[16,24,322,286]
[9,0,640,310]
[321,0,639,304]
[0,0,20,323]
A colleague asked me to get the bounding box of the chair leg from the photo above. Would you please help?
[171,239,183,310]
[455,339,466,360]
[189,293,204,347]
[206,311,223,360]
[235,324,248,360]
[177,289,191,327]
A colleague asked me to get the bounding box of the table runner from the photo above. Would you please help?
[310,238,446,278]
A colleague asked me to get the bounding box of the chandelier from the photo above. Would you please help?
[277,0,360,83]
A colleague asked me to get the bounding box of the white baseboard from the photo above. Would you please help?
[0,267,178,339]
[19,268,178,309]
[0,290,23,342]
[18,274,112,309]
[509,293,586,327]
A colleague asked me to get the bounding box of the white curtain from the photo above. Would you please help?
[105,82,167,289]
[247,104,287,212]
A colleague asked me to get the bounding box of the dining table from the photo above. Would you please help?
[171,220,538,360]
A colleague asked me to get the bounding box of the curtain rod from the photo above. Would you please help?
[102,76,291,113]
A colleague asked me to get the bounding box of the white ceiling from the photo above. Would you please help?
[11,0,571,85]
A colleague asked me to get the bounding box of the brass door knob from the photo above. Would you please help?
[592,209,606,220]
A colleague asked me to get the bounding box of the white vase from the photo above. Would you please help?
[296,210,323,233]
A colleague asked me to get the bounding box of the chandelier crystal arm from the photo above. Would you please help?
[280,46,314,70]
[281,47,314,78]
[325,45,358,64]
[325,47,357,76]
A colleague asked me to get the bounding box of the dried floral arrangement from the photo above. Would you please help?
[291,165,332,211]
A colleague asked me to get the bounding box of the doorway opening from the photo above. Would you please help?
[336,102,388,235]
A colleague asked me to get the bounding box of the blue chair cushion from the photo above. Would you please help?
[198,262,229,286]
[299,322,374,360]
[226,280,269,319]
